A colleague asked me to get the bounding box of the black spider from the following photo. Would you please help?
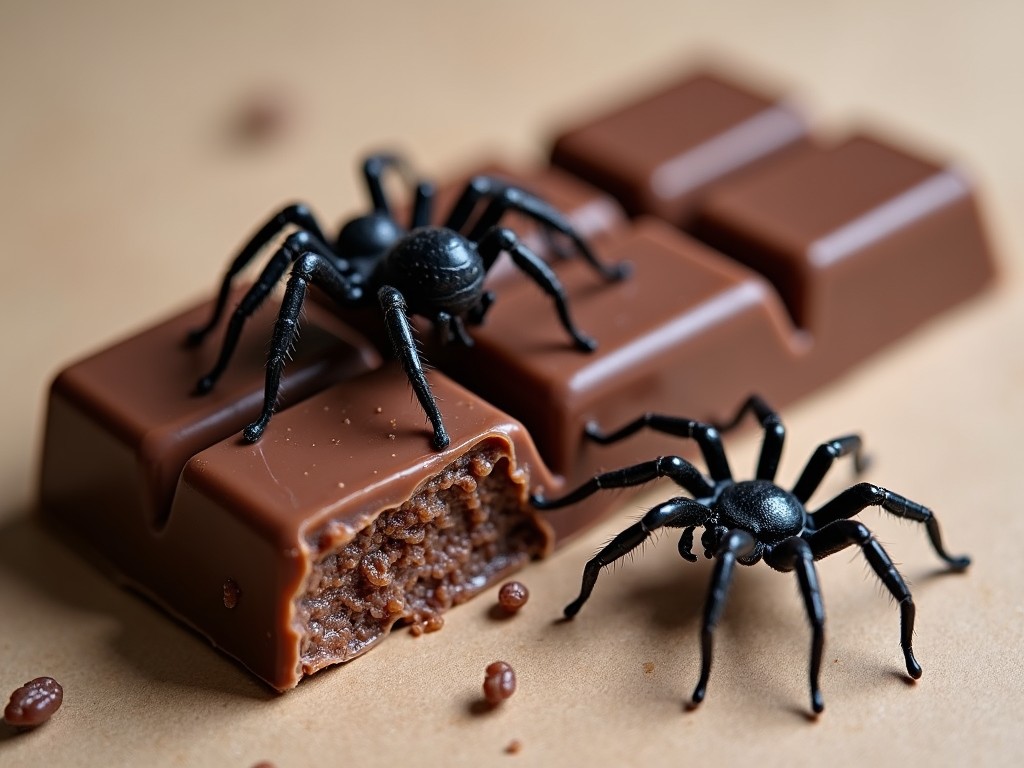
[530,396,970,714]
[186,152,627,450]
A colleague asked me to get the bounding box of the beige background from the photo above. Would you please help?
[1,1,1022,766]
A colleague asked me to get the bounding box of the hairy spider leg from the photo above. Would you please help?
[789,436,868,503]
[584,414,733,483]
[765,537,827,713]
[194,231,347,395]
[377,285,450,451]
[445,176,629,281]
[803,520,922,679]
[564,497,711,618]
[692,529,756,707]
[186,204,332,346]
[477,227,597,352]
[713,395,786,481]
[808,483,970,568]
[239,247,365,443]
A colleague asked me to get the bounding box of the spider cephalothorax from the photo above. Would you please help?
[186,153,627,449]
[531,397,970,714]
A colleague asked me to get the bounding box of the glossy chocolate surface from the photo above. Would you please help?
[692,134,996,372]
[433,218,802,479]
[552,71,810,226]
[41,292,378,527]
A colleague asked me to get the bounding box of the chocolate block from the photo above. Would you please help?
[433,217,802,479]
[43,363,558,690]
[692,134,996,372]
[40,292,379,527]
[552,71,810,226]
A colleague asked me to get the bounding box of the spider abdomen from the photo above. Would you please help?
[714,480,805,542]
[378,227,485,314]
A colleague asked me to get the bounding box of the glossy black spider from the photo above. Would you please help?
[530,397,970,714]
[186,152,627,449]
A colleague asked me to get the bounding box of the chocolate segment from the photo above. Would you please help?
[433,218,803,481]
[552,71,810,226]
[40,292,379,528]
[42,358,558,690]
[692,134,997,374]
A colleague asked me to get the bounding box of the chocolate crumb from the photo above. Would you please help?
[497,581,529,613]
[375,406,383,414]
[642,661,655,674]
[505,739,522,754]
[483,661,516,705]
[223,578,240,609]
[4,677,63,727]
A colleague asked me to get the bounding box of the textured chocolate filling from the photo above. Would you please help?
[297,442,545,675]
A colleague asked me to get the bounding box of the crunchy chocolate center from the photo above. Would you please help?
[296,442,546,675]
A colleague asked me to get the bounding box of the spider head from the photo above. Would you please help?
[336,213,406,261]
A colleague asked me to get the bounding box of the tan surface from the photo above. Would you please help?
[1,1,1021,766]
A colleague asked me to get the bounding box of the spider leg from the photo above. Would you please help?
[241,246,363,443]
[765,537,826,714]
[585,414,732,483]
[563,498,710,618]
[692,529,757,707]
[410,182,434,229]
[530,455,713,510]
[476,227,597,352]
[809,483,970,569]
[186,204,332,347]
[791,436,868,503]
[195,231,346,395]
[445,176,628,280]
[713,395,785,481]
[378,285,450,450]
[804,520,922,679]
[362,153,421,218]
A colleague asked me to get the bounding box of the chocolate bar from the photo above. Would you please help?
[38,66,996,691]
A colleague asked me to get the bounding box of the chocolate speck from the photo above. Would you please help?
[483,661,516,705]
[642,661,655,674]
[505,739,523,755]
[223,579,241,609]
[4,677,63,727]
[375,406,383,414]
[498,581,529,613]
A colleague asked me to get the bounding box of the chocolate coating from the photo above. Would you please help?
[552,71,809,226]
[692,134,996,371]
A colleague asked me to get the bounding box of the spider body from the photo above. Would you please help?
[186,153,626,449]
[531,397,970,714]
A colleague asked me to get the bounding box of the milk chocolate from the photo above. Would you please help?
[432,217,802,481]
[40,291,379,527]
[44,360,558,690]
[691,134,996,373]
[552,71,810,226]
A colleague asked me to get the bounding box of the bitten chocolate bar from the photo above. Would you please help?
[38,66,995,690]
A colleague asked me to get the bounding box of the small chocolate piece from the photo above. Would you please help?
[483,661,516,705]
[4,677,63,727]
[692,134,996,372]
[552,71,810,226]
[505,739,523,755]
[497,581,529,613]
